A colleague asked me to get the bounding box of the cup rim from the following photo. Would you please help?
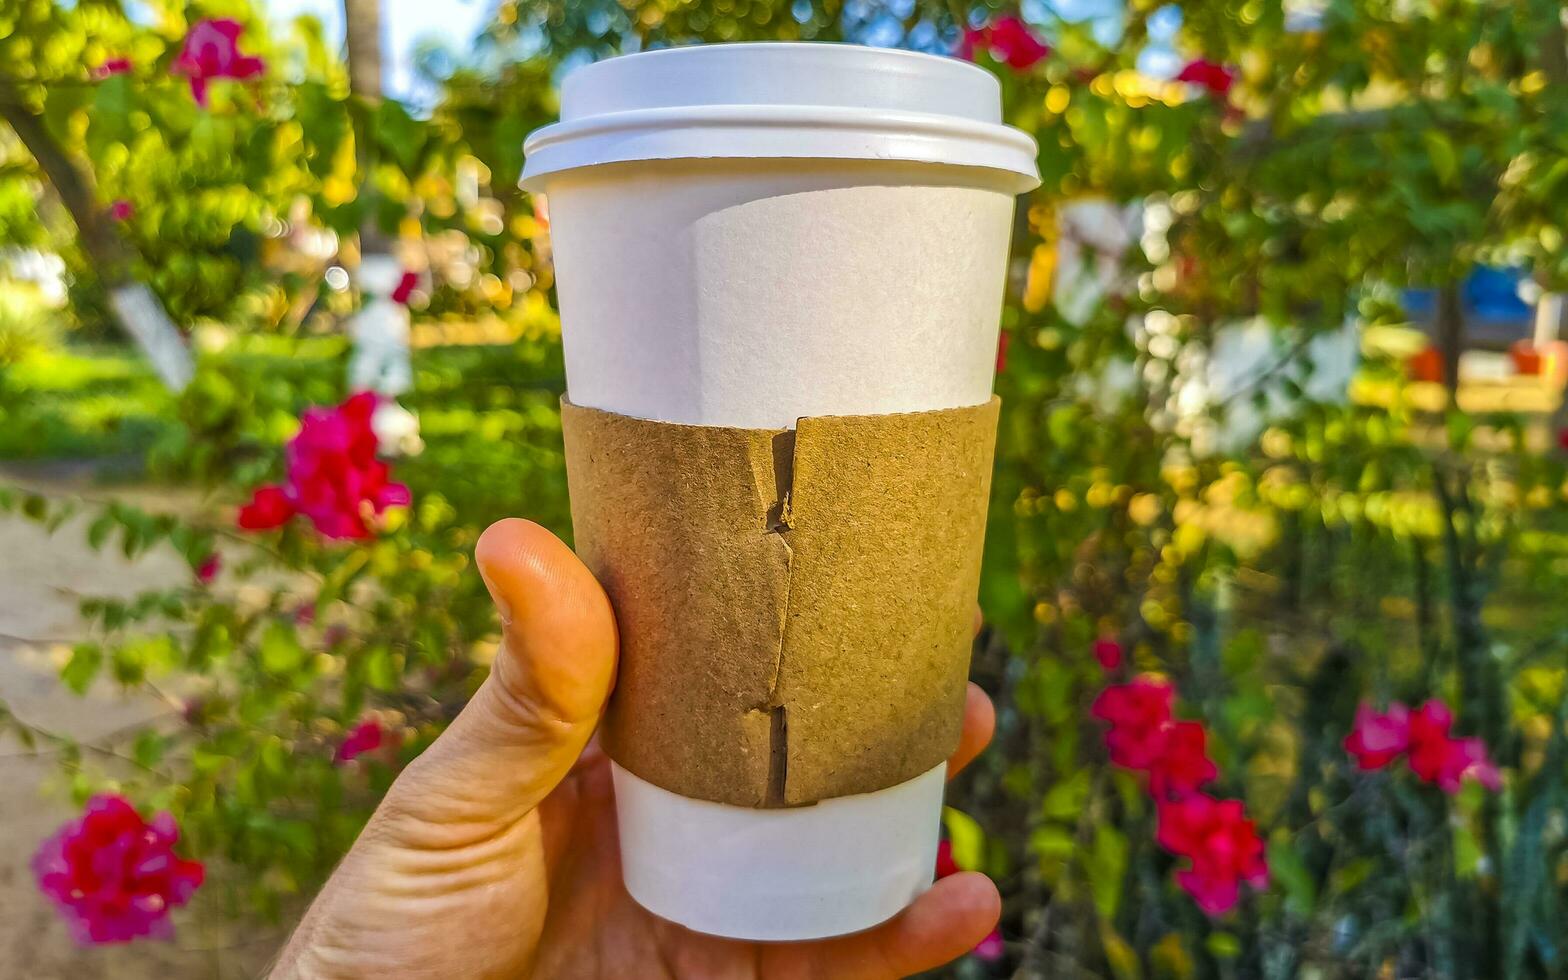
[521,42,1041,191]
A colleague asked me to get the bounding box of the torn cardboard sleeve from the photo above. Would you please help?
[560,396,1000,808]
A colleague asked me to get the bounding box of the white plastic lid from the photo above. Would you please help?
[522,43,1040,191]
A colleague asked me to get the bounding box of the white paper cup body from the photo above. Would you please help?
[526,42,1035,941]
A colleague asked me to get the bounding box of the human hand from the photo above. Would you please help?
[271,518,1001,979]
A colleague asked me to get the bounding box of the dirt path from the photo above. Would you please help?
[0,477,281,978]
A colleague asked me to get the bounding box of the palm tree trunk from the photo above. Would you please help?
[342,0,392,255]
[0,99,192,390]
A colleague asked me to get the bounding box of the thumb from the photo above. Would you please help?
[379,519,618,834]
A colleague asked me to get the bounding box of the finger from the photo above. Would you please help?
[381,519,618,831]
[947,682,995,781]
[794,872,1002,980]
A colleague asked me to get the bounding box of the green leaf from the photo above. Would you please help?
[363,643,399,691]
[131,729,168,770]
[942,806,986,872]
[1088,823,1127,920]
[61,643,102,695]
[1041,769,1091,820]
[1266,836,1315,916]
[86,512,115,551]
[1030,824,1075,859]
[1422,131,1458,186]
[373,99,425,174]
[259,620,307,676]
[1206,932,1241,959]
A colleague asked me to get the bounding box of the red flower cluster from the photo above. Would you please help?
[958,16,1052,70]
[1345,699,1501,794]
[194,553,220,585]
[1092,676,1264,914]
[1091,677,1217,794]
[1156,793,1269,915]
[335,719,389,764]
[237,392,410,540]
[32,794,204,944]
[1176,58,1237,98]
[173,19,265,107]
[108,200,134,222]
[934,839,1005,962]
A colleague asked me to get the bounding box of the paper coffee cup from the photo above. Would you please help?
[523,42,1038,941]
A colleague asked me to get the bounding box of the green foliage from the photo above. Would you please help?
[7,0,1568,976]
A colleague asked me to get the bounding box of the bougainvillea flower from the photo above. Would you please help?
[391,270,419,305]
[935,838,962,879]
[1148,720,1219,796]
[1436,736,1503,793]
[108,200,134,222]
[236,392,409,540]
[1346,697,1501,794]
[194,553,220,585]
[1091,677,1175,770]
[1156,793,1267,915]
[172,18,265,107]
[32,794,204,944]
[973,928,1005,962]
[335,720,387,764]
[1344,701,1411,770]
[237,485,295,530]
[935,837,1006,961]
[958,16,1051,70]
[1405,699,1456,783]
[95,58,133,78]
[1093,637,1123,671]
[1406,700,1500,794]
[1176,58,1237,98]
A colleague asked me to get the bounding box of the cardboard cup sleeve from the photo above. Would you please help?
[560,395,1000,808]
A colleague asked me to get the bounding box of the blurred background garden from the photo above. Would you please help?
[4,0,1568,976]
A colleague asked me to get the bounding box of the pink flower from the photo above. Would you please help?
[237,485,294,530]
[95,58,132,79]
[1438,736,1503,793]
[1091,677,1175,770]
[334,720,386,764]
[172,19,265,108]
[236,392,410,540]
[1176,59,1237,98]
[391,270,419,305]
[1346,698,1502,794]
[108,200,134,222]
[1156,793,1268,916]
[1406,701,1501,793]
[935,838,962,879]
[958,16,1051,70]
[1093,637,1123,671]
[1148,720,1219,796]
[32,794,204,944]
[935,838,1005,961]
[1405,699,1455,784]
[194,553,220,585]
[973,928,1005,962]
[1344,702,1411,770]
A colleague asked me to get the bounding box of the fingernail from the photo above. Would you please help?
[479,567,513,627]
